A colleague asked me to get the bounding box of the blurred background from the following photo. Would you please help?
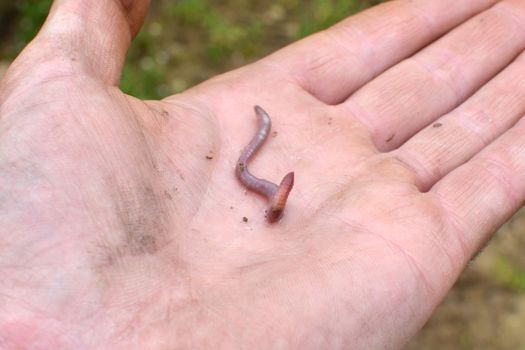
[0,1,524,349]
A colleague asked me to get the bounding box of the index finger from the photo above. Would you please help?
[265,0,499,104]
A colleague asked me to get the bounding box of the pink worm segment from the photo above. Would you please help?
[236,106,294,222]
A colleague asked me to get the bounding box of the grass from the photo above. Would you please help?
[492,256,525,292]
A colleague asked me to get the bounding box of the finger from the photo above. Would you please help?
[339,0,525,151]
[431,115,525,259]
[394,49,525,191]
[264,0,498,105]
[12,0,149,85]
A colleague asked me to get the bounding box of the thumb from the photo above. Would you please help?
[11,0,149,85]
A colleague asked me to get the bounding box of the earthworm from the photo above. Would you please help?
[236,106,294,222]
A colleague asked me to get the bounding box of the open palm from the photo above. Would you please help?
[2,0,525,348]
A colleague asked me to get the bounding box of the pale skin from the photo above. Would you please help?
[1,0,525,348]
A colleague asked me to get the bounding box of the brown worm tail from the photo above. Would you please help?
[266,171,294,222]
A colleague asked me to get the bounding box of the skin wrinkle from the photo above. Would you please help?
[432,193,469,266]
[331,16,375,63]
[403,0,442,36]
[435,189,488,258]
[364,227,436,298]
[432,192,469,262]
[257,60,306,96]
[1,62,80,109]
[297,50,342,94]
[496,1,525,34]
[409,56,465,108]
[0,98,67,124]
[454,107,496,147]
[469,7,525,61]
[339,99,378,146]
[476,155,522,207]
[389,193,459,283]
[298,29,373,104]
[391,148,441,191]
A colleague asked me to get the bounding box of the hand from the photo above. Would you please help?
[1,0,523,348]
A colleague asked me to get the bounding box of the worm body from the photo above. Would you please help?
[236,106,294,222]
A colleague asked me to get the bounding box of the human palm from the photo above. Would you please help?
[2,0,525,348]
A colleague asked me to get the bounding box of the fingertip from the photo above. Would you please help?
[119,0,151,38]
